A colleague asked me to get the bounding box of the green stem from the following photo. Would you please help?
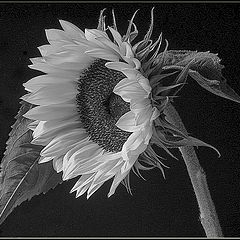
[163,103,223,237]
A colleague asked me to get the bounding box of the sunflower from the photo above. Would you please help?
[21,8,218,199]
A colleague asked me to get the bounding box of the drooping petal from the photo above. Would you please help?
[70,174,94,193]
[108,168,131,198]
[40,128,88,157]
[63,143,104,180]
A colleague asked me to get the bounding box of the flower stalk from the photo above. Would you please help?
[164,102,223,237]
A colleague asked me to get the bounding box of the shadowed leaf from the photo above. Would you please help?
[0,101,63,225]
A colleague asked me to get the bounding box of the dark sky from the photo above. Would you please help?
[0,2,240,237]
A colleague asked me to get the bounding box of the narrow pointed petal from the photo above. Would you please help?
[76,182,92,198]
[108,170,129,198]
[70,174,94,193]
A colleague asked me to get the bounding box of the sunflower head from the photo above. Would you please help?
[21,8,224,199]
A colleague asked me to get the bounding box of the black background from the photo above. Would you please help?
[0,2,240,237]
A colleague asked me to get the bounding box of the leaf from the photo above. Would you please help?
[159,50,240,104]
[0,101,63,225]
[189,71,240,104]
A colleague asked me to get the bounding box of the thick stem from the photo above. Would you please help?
[164,102,223,237]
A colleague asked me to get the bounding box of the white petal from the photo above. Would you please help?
[120,154,139,173]
[64,159,100,180]
[32,120,46,137]
[38,43,73,57]
[142,124,153,144]
[135,106,152,125]
[95,36,120,54]
[21,84,77,105]
[63,144,103,179]
[62,138,90,168]
[122,130,143,153]
[121,126,152,162]
[21,92,32,101]
[38,45,54,56]
[32,123,80,146]
[39,156,54,164]
[41,128,88,157]
[85,48,120,62]
[85,29,109,43]
[122,42,134,59]
[45,29,73,44]
[44,50,92,66]
[76,182,92,198]
[130,98,151,114]
[27,120,40,131]
[29,62,80,76]
[114,78,149,102]
[97,152,122,163]
[86,182,106,199]
[116,111,143,132]
[23,103,78,121]
[59,20,85,39]
[108,27,123,48]
[70,174,94,193]
[53,156,63,173]
[108,170,130,197]
[135,74,152,94]
[33,118,80,139]
[105,61,134,72]
[151,107,160,121]
[23,75,78,93]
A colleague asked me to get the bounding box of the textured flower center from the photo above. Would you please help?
[76,59,131,152]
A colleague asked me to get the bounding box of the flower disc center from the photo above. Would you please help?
[76,59,131,152]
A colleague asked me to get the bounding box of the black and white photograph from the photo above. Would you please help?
[0,2,240,237]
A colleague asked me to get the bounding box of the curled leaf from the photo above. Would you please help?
[189,71,240,104]
[158,50,240,104]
